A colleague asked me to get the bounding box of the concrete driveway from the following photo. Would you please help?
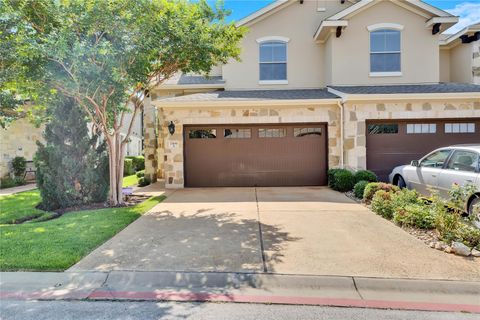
[69,187,480,280]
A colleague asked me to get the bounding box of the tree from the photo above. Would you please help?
[34,97,109,210]
[2,0,245,204]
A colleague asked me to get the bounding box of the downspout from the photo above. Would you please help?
[336,100,345,169]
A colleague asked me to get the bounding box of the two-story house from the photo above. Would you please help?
[143,0,480,188]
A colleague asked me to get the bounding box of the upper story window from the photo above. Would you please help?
[258,37,288,83]
[369,24,402,76]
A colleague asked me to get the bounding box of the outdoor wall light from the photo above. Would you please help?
[168,121,175,135]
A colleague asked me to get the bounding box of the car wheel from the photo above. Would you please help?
[468,196,480,228]
[396,175,406,189]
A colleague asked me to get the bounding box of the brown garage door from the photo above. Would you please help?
[366,118,480,181]
[184,124,328,187]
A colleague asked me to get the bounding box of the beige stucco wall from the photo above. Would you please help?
[343,99,480,170]
[473,41,480,85]
[439,48,450,82]
[327,1,439,85]
[150,103,341,188]
[223,1,350,90]
[449,42,473,83]
[0,119,44,177]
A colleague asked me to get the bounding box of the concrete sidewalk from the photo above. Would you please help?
[0,183,36,196]
[1,271,479,313]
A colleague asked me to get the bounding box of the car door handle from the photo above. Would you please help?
[466,179,473,182]
[431,174,437,177]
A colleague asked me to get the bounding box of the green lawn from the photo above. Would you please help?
[123,174,139,187]
[0,190,53,224]
[0,193,165,271]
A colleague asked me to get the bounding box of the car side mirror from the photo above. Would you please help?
[411,160,419,167]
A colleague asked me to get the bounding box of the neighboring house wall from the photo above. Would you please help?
[120,108,143,156]
[449,42,474,83]
[439,49,450,82]
[327,1,439,85]
[223,0,350,90]
[473,41,480,84]
[0,119,44,177]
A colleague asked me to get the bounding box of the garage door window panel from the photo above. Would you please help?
[445,123,475,134]
[224,128,251,139]
[259,128,286,138]
[368,124,398,134]
[446,151,479,172]
[189,129,217,139]
[294,128,322,137]
[407,123,436,134]
[420,150,451,168]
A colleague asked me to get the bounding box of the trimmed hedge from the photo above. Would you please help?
[124,158,135,176]
[126,156,145,172]
[327,168,344,188]
[354,180,369,199]
[363,182,399,203]
[354,170,377,183]
[138,176,151,187]
[333,170,355,192]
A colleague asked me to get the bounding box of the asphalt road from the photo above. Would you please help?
[1,300,478,320]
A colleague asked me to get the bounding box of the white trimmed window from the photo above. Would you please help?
[259,40,287,83]
[370,29,401,75]
[407,123,436,134]
[445,123,475,134]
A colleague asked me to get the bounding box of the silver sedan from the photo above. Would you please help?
[389,144,480,217]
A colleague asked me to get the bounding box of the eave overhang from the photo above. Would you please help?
[314,20,349,43]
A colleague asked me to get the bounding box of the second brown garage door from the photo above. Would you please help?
[184,123,328,187]
[366,118,480,181]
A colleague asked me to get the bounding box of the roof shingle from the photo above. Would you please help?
[329,83,480,94]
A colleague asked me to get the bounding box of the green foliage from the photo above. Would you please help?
[122,174,139,188]
[448,183,478,213]
[354,180,369,199]
[354,170,378,183]
[0,194,165,271]
[34,98,109,210]
[11,156,27,177]
[454,224,480,248]
[136,170,145,178]
[371,190,395,219]
[138,177,151,187]
[393,203,435,229]
[391,188,423,211]
[0,177,16,189]
[332,170,355,192]
[327,168,343,188]
[126,156,145,172]
[124,159,135,176]
[363,182,399,203]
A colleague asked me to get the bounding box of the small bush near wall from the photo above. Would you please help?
[11,156,27,178]
[363,182,399,203]
[354,170,377,184]
[136,170,145,178]
[126,156,145,172]
[327,169,343,188]
[138,176,151,187]
[332,170,355,192]
[354,180,369,199]
[371,190,395,219]
[0,176,26,189]
[124,159,135,176]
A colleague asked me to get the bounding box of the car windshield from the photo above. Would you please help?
[420,150,451,168]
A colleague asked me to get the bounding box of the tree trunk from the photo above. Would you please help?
[107,132,126,206]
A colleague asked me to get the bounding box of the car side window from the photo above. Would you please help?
[420,150,451,168]
[445,150,479,173]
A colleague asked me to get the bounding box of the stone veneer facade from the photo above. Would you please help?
[0,119,44,177]
[144,97,480,189]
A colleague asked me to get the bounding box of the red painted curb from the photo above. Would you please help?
[87,290,480,313]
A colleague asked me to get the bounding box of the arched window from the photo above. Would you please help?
[370,28,401,74]
[259,40,287,82]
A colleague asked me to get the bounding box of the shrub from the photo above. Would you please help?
[327,168,344,188]
[354,170,378,183]
[393,203,435,229]
[13,177,26,186]
[126,155,145,172]
[138,176,151,187]
[11,156,27,177]
[455,223,480,248]
[35,98,109,210]
[333,170,355,192]
[0,176,16,189]
[431,194,461,243]
[136,170,145,178]
[391,188,422,211]
[124,159,135,176]
[371,190,395,219]
[363,182,399,203]
[354,180,369,199]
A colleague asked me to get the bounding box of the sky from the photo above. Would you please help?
[216,0,480,34]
